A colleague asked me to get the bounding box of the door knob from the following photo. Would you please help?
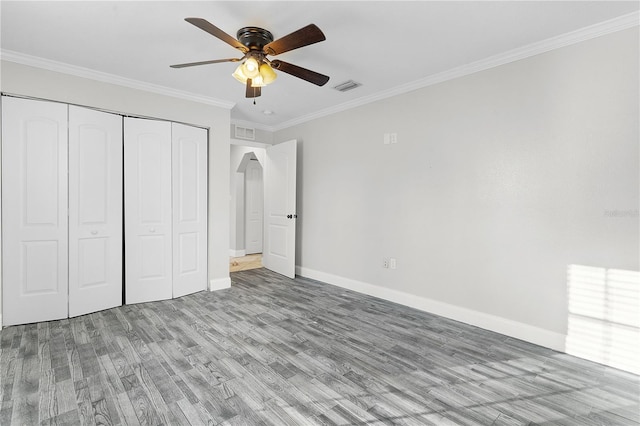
[287,214,292,219]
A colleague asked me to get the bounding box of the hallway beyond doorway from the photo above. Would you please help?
[230,253,263,272]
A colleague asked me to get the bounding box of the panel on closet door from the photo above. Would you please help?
[1,96,69,326]
[172,123,208,298]
[124,117,173,304]
[68,106,123,317]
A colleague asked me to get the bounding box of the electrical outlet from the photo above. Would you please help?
[390,258,397,269]
[383,258,389,268]
[383,133,398,145]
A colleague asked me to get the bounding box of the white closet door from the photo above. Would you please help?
[172,123,207,298]
[68,106,123,317]
[1,97,69,326]
[124,118,172,304]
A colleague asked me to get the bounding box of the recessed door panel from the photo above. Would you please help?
[69,106,123,317]
[179,232,199,274]
[2,96,69,325]
[178,140,199,223]
[245,160,263,255]
[24,119,60,226]
[22,241,59,294]
[78,237,108,288]
[140,235,167,279]
[125,117,173,304]
[172,123,207,298]
[268,225,287,259]
[139,137,166,224]
[78,125,108,224]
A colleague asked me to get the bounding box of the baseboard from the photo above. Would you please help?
[295,266,566,353]
[229,249,246,257]
[209,277,231,291]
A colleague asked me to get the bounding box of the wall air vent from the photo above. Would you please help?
[333,80,362,92]
[235,125,255,140]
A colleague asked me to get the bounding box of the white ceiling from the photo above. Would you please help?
[1,1,638,130]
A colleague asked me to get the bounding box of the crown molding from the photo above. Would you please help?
[271,10,639,131]
[0,50,236,110]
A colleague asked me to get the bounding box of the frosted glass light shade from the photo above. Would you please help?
[232,65,248,83]
[251,75,266,87]
[259,63,277,84]
[241,57,260,78]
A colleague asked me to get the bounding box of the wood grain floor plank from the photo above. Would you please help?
[38,368,58,422]
[0,348,17,402]
[120,372,162,426]
[0,400,13,425]
[113,391,141,426]
[9,392,39,425]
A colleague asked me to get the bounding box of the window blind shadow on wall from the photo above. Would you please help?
[566,264,640,374]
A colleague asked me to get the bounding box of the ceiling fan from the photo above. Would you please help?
[171,18,330,99]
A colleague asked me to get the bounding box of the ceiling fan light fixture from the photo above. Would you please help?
[259,62,277,85]
[232,65,249,84]
[251,75,266,87]
[241,56,260,78]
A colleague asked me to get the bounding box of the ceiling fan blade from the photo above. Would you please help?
[271,60,330,86]
[185,17,248,53]
[246,79,262,98]
[264,24,326,56]
[170,58,241,68]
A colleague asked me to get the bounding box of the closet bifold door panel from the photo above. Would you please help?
[68,106,123,317]
[1,97,69,326]
[172,123,207,298]
[124,117,173,304]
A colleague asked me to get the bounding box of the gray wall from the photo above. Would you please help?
[274,28,639,349]
[0,60,232,326]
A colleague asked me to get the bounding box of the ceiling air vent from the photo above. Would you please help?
[235,125,255,140]
[333,80,362,92]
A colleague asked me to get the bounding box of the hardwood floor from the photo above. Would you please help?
[229,254,263,273]
[1,268,638,425]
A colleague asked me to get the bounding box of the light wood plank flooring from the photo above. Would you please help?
[230,254,263,273]
[1,268,638,425]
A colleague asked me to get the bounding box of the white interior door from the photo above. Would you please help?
[263,140,297,278]
[68,106,123,317]
[172,123,207,298]
[124,117,173,304]
[245,159,263,255]
[1,97,69,326]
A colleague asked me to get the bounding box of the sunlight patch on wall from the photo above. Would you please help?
[566,264,640,374]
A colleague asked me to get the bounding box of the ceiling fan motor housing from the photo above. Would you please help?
[236,27,274,51]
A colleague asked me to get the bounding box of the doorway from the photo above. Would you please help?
[230,147,265,272]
